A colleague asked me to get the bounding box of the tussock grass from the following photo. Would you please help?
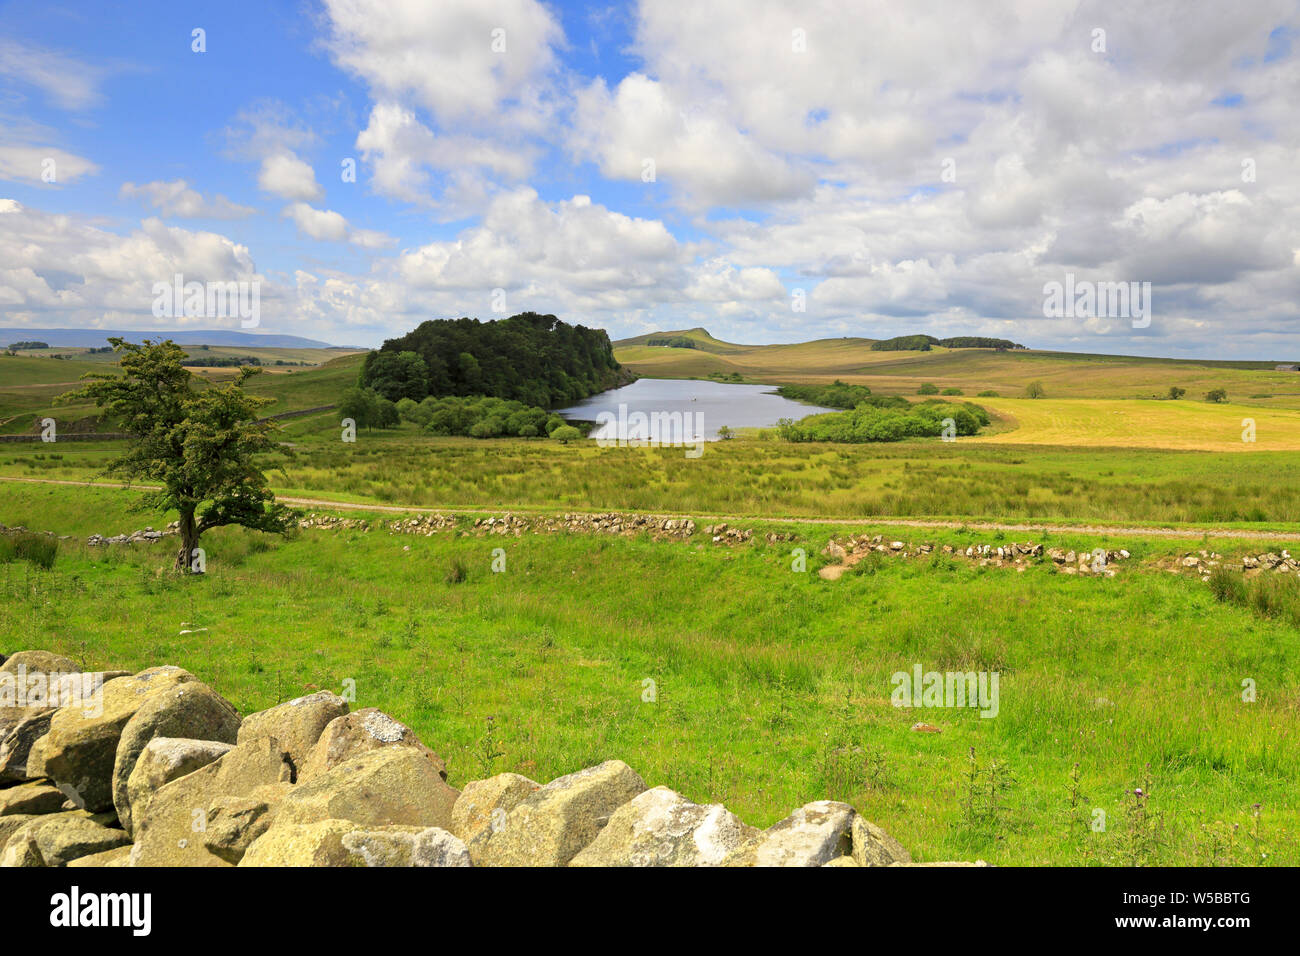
[2,483,1297,865]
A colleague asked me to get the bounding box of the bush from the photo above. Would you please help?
[421,395,551,438]
[339,387,400,429]
[1207,566,1248,606]
[1206,388,1228,403]
[776,383,906,411]
[917,383,940,395]
[941,387,963,396]
[1025,381,1046,399]
[551,425,582,444]
[0,532,58,570]
[777,400,990,444]
[1167,386,1186,400]
[977,390,1000,397]
[445,556,468,585]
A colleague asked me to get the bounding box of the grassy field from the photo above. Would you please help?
[0,350,363,434]
[4,431,1300,527]
[972,398,1300,451]
[615,328,1300,407]
[4,334,1298,867]
[1,481,1295,866]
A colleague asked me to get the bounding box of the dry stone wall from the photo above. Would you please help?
[0,649,983,867]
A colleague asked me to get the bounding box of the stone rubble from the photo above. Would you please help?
[0,649,979,868]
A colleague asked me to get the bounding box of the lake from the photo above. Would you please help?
[556,378,838,443]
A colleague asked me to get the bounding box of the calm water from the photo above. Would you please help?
[556,378,837,442]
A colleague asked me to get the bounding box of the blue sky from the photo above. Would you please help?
[1,1,1298,357]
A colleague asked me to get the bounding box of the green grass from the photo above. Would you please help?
[2,482,1295,865]
[5,432,1300,527]
[0,350,362,434]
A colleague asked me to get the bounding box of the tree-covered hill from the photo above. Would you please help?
[360,312,632,408]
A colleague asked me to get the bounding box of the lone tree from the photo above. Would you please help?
[61,338,295,573]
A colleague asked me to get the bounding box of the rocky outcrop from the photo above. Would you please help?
[112,681,241,834]
[569,786,756,867]
[41,666,195,811]
[235,690,349,775]
[299,708,444,781]
[449,772,539,844]
[469,760,647,867]
[1,648,953,868]
[723,800,856,867]
[123,737,234,838]
[272,746,458,831]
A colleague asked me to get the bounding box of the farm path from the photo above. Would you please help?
[3,475,1297,542]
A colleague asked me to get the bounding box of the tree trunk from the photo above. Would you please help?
[175,508,200,573]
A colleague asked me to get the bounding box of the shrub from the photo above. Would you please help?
[421,396,551,438]
[1025,380,1046,399]
[977,390,1000,397]
[1207,566,1247,606]
[941,387,964,395]
[1206,388,1228,403]
[1167,386,1186,400]
[551,425,582,444]
[445,556,468,584]
[777,401,990,444]
[0,532,58,570]
[917,383,940,395]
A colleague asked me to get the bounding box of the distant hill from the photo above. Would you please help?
[613,327,759,355]
[613,328,1298,402]
[0,328,334,349]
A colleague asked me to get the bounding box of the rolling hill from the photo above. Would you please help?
[614,328,1300,408]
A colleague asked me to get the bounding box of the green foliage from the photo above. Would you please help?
[872,334,937,351]
[917,382,940,395]
[183,355,261,367]
[646,336,698,349]
[408,395,553,439]
[777,382,908,410]
[550,425,582,444]
[0,531,58,569]
[360,312,625,407]
[937,336,1025,349]
[7,341,49,350]
[1207,565,1300,627]
[777,400,990,443]
[716,425,734,440]
[361,350,429,402]
[340,387,400,429]
[941,387,964,395]
[1167,386,1186,400]
[57,338,295,571]
[1206,388,1228,403]
[977,389,1000,397]
[1025,380,1046,399]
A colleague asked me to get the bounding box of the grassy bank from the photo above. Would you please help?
[1,483,1296,865]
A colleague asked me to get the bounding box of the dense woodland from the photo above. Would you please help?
[359,313,630,408]
[871,334,1026,351]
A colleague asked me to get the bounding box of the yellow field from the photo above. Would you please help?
[971,398,1300,451]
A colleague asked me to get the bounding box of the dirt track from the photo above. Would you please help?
[4,475,1297,542]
